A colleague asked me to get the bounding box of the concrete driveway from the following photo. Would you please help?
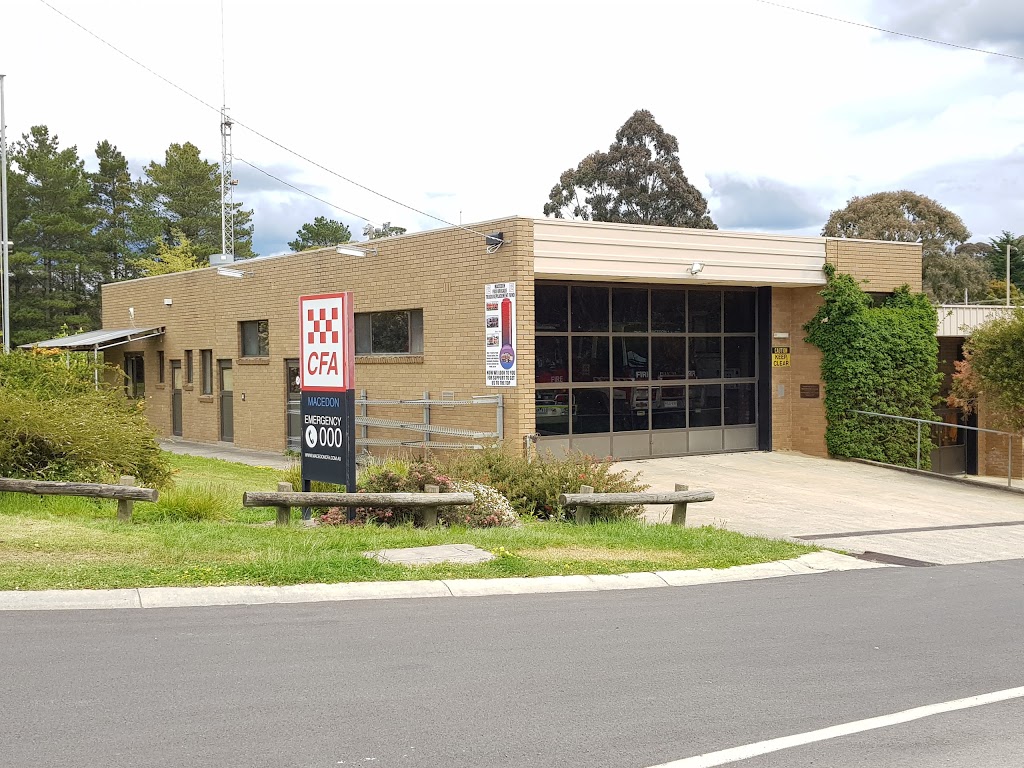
[619,452,1024,566]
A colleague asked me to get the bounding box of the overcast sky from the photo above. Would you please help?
[4,0,1023,255]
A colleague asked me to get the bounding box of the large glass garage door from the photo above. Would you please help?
[535,282,758,458]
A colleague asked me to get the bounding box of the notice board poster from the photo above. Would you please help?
[485,282,517,387]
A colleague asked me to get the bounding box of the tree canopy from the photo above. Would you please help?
[140,142,255,261]
[543,109,716,229]
[363,221,407,239]
[821,190,970,257]
[985,231,1024,293]
[134,231,203,276]
[288,216,352,251]
[950,308,1024,433]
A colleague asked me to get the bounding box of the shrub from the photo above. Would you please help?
[280,463,347,494]
[804,266,943,468]
[440,480,520,528]
[134,484,233,522]
[436,445,647,521]
[0,351,171,487]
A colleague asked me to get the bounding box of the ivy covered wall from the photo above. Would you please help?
[804,265,942,468]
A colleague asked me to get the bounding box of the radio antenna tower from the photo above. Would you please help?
[219,0,235,259]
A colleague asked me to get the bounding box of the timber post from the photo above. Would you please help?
[117,475,136,522]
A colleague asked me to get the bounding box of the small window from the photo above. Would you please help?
[185,350,194,384]
[201,350,213,395]
[157,351,165,384]
[240,320,269,357]
[355,309,423,355]
[124,353,145,399]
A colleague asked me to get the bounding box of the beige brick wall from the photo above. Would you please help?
[825,238,923,293]
[770,287,829,458]
[101,216,536,454]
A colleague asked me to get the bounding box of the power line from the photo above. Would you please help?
[235,157,377,226]
[750,0,1024,62]
[35,0,491,238]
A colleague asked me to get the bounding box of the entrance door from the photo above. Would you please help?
[218,359,234,442]
[170,360,183,436]
[286,359,301,451]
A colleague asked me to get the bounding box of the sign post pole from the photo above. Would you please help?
[299,292,356,520]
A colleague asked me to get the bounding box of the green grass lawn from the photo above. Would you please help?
[0,454,815,590]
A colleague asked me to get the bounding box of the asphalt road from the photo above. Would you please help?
[3,561,1024,768]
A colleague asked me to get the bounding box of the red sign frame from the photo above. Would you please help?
[299,292,355,392]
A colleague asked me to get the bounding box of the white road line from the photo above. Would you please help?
[647,685,1024,768]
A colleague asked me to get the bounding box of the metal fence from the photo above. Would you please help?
[288,391,504,453]
[850,409,1020,488]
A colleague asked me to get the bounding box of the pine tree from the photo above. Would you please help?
[90,140,157,282]
[7,126,100,344]
[139,142,255,262]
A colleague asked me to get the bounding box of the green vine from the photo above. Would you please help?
[804,264,942,468]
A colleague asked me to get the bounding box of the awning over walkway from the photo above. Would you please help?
[19,326,165,352]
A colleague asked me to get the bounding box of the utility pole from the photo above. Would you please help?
[1007,243,1016,308]
[1,74,11,353]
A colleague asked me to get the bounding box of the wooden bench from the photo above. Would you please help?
[558,483,715,525]
[242,483,475,527]
[0,475,159,522]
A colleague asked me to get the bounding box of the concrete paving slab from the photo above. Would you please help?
[366,544,495,565]
[620,452,1024,565]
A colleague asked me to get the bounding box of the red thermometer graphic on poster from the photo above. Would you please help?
[484,282,517,387]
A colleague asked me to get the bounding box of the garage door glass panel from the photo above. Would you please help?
[689,337,722,379]
[536,389,570,435]
[571,286,609,332]
[571,336,609,382]
[652,386,687,429]
[612,288,648,332]
[613,387,650,431]
[651,337,686,381]
[573,388,611,434]
[724,291,756,333]
[536,336,569,384]
[724,337,755,378]
[651,289,686,333]
[536,284,568,331]
[689,291,722,333]
[725,383,756,425]
[689,384,722,427]
[613,336,649,381]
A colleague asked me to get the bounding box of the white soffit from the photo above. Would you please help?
[533,219,827,286]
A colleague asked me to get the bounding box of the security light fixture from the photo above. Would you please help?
[689,261,705,275]
[336,245,378,257]
[485,232,504,254]
[216,267,246,278]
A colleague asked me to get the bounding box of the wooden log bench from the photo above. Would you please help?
[558,483,715,525]
[242,483,475,527]
[0,475,159,522]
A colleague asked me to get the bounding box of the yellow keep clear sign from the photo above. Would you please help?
[772,345,791,368]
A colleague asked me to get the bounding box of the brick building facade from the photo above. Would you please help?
[98,217,926,464]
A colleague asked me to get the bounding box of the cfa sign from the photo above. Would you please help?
[299,292,354,391]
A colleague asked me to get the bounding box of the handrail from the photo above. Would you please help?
[849,410,1019,487]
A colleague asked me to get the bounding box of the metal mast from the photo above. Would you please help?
[220,106,234,259]
[218,0,235,260]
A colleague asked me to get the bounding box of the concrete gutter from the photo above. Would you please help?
[0,551,889,612]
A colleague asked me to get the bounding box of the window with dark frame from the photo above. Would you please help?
[124,353,145,399]
[201,349,213,395]
[355,309,423,355]
[185,350,194,384]
[157,351,165,383]
[240,320,270,357]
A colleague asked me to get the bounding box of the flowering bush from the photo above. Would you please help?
[440,480,520,528]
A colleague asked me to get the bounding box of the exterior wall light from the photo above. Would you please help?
[689,261,705,275]
[336,245,378,257]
